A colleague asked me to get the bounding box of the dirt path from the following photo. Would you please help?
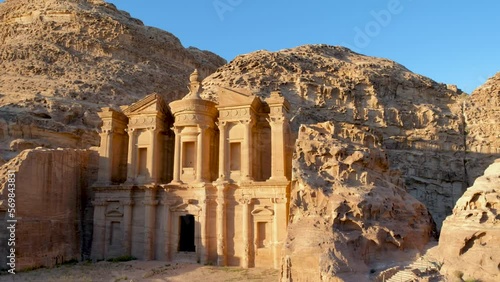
[0,261,280,282]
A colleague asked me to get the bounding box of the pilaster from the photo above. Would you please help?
[271,197,287,269]
[91,200,108,260]
[143,188,158,260]
[217,121,228,181]
[126,128,137,184]
[121,200,134,256]
[216,183,228,266]
[171,127,183,184]
[239,196,252,268]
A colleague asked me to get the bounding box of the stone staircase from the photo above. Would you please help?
[379,258,444,282]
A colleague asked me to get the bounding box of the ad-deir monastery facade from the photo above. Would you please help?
[92,70,292,268]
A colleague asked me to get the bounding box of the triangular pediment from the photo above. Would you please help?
[217,87,262,109]
[123,93,169,116]
[106,210,123,217]
[251,207,274,217]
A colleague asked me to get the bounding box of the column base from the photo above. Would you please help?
[124,178,137,185]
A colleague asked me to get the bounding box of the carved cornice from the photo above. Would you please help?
[121,200,135,206]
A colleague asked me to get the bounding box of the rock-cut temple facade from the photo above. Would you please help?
[91,70,292,268]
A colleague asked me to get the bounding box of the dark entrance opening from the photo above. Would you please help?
[178,214,196,252]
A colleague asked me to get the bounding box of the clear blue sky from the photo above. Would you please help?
[104,0,499,93]
[1,0,497,93]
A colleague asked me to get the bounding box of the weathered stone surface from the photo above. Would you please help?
[0,0,226,161]
[439,159,500,282]
[0,148,98,270]
[465,72,500,184]
[202,45,489,230]
[280,122,434,281]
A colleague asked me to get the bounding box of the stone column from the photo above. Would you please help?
[271,197,287,269]
[91,200,108,260]
[216,184,227,266]
[126,128,137,183]
[217,122,228,181]
[199,199,209,264]
[147,128,158,183]
[269,117,288,181]
[97,129,113,184]
[171,127,182,184]
[239,197,252,268]
[241,120,253,181]
[143,188,158,260]
[161,199,174,261]
[196,125,207,183]
[122,200,134,256]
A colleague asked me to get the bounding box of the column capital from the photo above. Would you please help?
[142,200,159,206]
[238,197,253,205]
[216,121,228,128]
[102,129,115,134]
[197,124,209,131]
[171,126,182,134]
[240,119,255,127]
[271,197,287,204]
[160,199,177,206]
[267,116,286,125]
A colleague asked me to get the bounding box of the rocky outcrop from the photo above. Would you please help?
[202,44,476,229]
[0,148,99,270]
[465,72,500,184]
[280,122,434,281]
[439,159,500,282]
[0,0,225,161]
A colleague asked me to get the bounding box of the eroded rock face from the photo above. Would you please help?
[0,148,99,270]
[465,72,500,184]
[439,159,500,282]
[280,122,434,281]
[0,0,225,160]
[202,44,480,230]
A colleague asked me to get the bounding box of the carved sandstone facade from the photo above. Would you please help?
[91,70,291,268]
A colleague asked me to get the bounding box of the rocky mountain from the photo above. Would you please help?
[439,158,500,282]
[0,0,226,161]
[202,44,492,230]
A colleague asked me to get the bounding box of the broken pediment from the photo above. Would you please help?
[170,199,202,214]
[123,93,170,116]
[217,87,262,109]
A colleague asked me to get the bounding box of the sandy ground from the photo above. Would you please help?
[0,261,279,282]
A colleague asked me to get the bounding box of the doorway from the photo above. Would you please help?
[178,214,196,252]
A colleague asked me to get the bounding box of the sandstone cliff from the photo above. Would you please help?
[465,72,500,185]
[202,44,477,229]
[0,0,226,160]
[439,159,500,282]
[280,122,434,281]
[0,148,99,270]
